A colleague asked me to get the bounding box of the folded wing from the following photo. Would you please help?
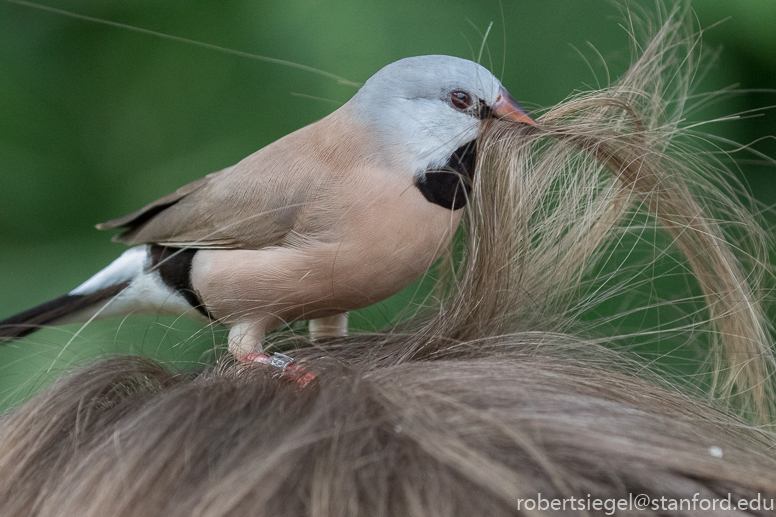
[97,157,309,250]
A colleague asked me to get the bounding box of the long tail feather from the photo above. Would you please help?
[0,283,129,341]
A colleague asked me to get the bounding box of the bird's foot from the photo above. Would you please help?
[244,351,316,387]
[228,321,265,360]
[309,312,349,340]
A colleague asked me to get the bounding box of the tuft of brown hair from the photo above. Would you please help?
[0,346,775,517]
[395,2,776,423]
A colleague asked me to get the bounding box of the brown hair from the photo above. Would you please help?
[414,2,776,421]
[1,3,775,516]
[0,339,775,517]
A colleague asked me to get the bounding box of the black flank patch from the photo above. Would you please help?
[149,245,212,319]
[415,140,476,210]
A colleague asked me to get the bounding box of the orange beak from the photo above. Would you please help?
[492,88,537,126]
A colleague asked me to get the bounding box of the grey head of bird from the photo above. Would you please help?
[347,54,535,175]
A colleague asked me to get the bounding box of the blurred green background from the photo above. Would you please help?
[0,0,774,405]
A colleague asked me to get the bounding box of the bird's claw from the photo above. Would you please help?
[244,352,316,387]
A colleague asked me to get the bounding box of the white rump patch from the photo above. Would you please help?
[70,246,149,295]
[66,244,205,322]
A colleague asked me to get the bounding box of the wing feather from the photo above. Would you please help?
[97,152,308,250]
[96,169,224,238]
[95,111,358,251]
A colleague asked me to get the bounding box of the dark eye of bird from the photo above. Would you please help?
[450,90,473,110]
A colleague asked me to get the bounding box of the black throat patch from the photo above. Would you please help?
[149,245,212,319]
[414,140,476,210]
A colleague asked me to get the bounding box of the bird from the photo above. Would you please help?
[0,55,535,360]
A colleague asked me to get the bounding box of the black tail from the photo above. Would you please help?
[0,283,129,341]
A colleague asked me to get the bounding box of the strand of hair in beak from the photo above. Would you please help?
[244,352,316,388]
